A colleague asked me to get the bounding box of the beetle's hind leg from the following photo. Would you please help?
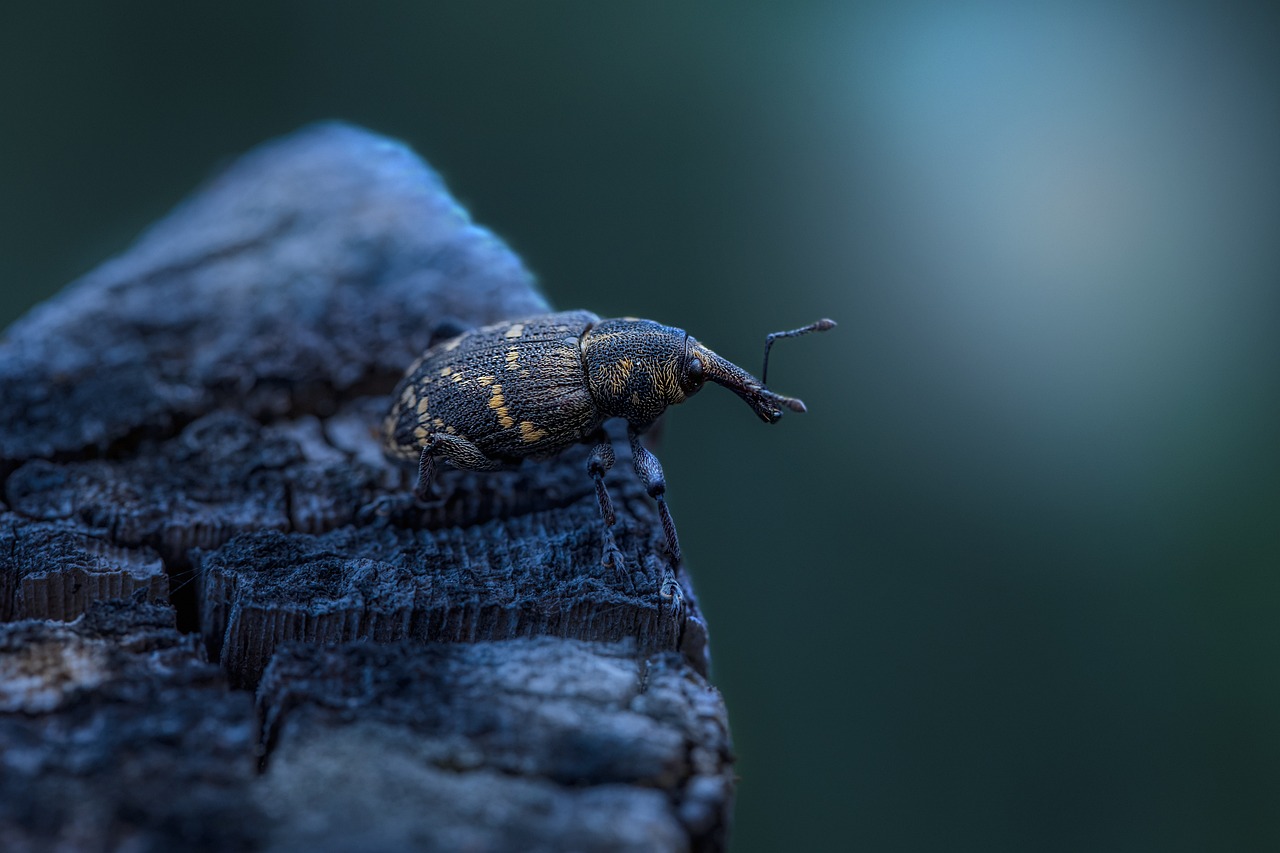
[364,434,504,522]
[358,440,438,522]
[586,431,625,570]
[415,434,505,502]
[413,445,437,501]
[628,428,681,565]
[429,433,506,475]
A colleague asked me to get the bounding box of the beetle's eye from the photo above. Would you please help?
[687,357,705,388]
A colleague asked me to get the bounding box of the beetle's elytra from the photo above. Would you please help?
[383,311,834,568]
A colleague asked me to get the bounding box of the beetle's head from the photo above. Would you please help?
[696,317,836,423]
[582,317,834,427]
[684,338,801,424]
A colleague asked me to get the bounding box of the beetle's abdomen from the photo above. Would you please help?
[384,311,602,461]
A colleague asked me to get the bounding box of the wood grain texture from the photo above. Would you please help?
[0,514,167,621]
[0,123,732,851]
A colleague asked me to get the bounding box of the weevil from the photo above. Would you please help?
[382,311,834,568]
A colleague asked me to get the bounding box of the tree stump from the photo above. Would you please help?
[0,123,732,852]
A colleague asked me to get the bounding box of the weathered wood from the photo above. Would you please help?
[0,600,263,850]
[0,123,732,850]
[0,513,167,622]
[201,497,699,689]
[256,639,731,851]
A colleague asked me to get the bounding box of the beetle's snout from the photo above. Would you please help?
[701,351,807,424]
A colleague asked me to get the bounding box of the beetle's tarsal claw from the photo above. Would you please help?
[784,397,807,414]
[657,564,684,612]
[600,541,624,570]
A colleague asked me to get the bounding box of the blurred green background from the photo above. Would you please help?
[4,2,1279,849]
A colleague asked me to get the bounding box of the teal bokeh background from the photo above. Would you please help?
[4,3,1280,849]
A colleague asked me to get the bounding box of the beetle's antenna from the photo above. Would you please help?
[762,318,836,385]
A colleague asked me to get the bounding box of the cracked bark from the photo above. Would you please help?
[0,123,732,852]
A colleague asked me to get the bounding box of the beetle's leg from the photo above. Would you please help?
[409,434,502,503]
[586,431,624,569]
[628,428,681,565]
[430,433,506,472]
[358,440,437,522]
[413,444,437,502]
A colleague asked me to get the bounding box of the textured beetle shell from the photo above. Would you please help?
[384,310,603,462]
[578,317,692,425]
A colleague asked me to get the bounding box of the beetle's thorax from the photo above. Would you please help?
[581,318,693,425]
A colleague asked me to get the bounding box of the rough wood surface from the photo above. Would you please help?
[0,123,731,851]
[256,639,731,852]
[0,600,264,851]
[0,515,167,622]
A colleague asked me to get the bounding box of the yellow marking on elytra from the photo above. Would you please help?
[399,385,417,406]
[432,417,445,429]
[439,366,454,377]
[440,336,463,352]
[451,372,465,383]
[505,348,520,370]
[504,324,524,339]
[446,425,456,434]
[416,396,430,416]
[488,384,515,429]
[519,421,548,443]
[414,425,429,441]
[477,375,496,387]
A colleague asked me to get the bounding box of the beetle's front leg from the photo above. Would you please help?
[628,428,681,565]
[586,431,624,570]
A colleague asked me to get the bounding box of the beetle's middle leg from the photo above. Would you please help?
[628,428,681,565]
[586,430,624,569]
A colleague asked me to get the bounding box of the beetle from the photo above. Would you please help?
[382,311,834,568]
